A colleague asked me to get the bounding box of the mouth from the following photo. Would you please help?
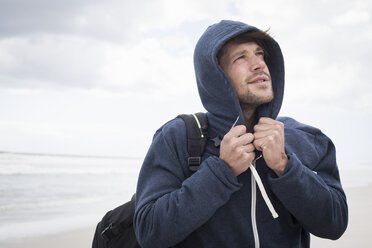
[248,75,270,84]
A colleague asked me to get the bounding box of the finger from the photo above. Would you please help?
[227,125,247,138]
[240,150,256,163]
[254,129,278,140]
[240,133,255,144]
[253,123,272,132]
[222,126,250,149]
[257,117,276,124]
[233,133,254,148]
[244,151,256,163]
[254,122,284,133]
[241,143,255,153]
[231,145,255,162]
[257,118,284,128]
[253,138,267,151]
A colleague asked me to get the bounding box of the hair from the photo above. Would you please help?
[217,29,272,62]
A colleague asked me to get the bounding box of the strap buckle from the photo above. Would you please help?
[188,157,201,172]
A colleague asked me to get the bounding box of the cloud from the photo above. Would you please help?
[1,1,371,99]
[0,0,229,93]
[0,32,197,97]
[0,34,103,89]
[1,0,371,113]
[0,0,371,164]
[331,0,371,26]
[0,0,151,41]
[0,0,234,40]
[0,0,92,36]
[233,0,372,114]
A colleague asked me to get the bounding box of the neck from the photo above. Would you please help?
[240,104,257,133]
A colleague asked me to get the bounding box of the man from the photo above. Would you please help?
[134,20,348,248]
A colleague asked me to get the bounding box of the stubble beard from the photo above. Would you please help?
[239,81,274,108]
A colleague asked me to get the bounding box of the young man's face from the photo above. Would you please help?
[219,42,274,108]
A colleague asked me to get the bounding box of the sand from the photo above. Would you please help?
[0,226,96,248]
[1,185,370,248]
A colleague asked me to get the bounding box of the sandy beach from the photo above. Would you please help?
[0,226,96,248]
[1,185,370,248]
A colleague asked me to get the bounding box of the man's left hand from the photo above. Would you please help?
[253,117,288,177]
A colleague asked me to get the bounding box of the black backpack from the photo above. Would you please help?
[92,113,219,248]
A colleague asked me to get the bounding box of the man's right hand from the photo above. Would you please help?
[219,125,255,176]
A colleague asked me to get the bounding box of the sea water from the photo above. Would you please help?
[0,152,142,242]
[0,152,371,243]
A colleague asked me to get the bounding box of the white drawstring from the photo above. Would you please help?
[231,116,279,219]
[250,155,279,219]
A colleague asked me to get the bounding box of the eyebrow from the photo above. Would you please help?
[230,46,264,60]
[230,49,246,60]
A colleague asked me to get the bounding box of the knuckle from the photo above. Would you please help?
[272,130,280,137]
[237,125,247,133]
[275,122,284,130]
[246,152,255,162]
[223,133,232,142]
[242,134,253,143]
[247,144,255,152]
[231,140,240,150]
[237,150,245,159]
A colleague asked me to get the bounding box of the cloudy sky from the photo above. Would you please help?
[0,0,371,168]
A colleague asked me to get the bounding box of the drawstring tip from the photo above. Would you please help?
[250,158,279,220]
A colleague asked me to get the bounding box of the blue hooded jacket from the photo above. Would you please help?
[134,20,348,248]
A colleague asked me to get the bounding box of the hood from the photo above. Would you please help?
[194,20,285,136]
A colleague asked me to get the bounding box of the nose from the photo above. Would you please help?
[249,55,266,72]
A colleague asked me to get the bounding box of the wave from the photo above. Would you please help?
[0,150,142,160]
[0,152,142,175]
[0,167,141,175]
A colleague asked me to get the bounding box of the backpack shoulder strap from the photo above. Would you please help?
[178,112,208,173]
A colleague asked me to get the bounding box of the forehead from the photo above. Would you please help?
[221,41,261,60]
[224,41,261,53]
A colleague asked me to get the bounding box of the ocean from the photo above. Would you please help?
[0,152,141,243]
[0,152,371,243]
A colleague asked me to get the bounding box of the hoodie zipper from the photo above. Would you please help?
[250,156,279,248]
[251,159,260,248]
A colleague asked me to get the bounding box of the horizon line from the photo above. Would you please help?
[0,150,144,160]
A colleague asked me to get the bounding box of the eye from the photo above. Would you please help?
[234,55,245,62]
[256,51,265,57]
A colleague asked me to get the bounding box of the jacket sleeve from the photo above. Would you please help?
[268,125,348,240]
[133,119,241,248]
